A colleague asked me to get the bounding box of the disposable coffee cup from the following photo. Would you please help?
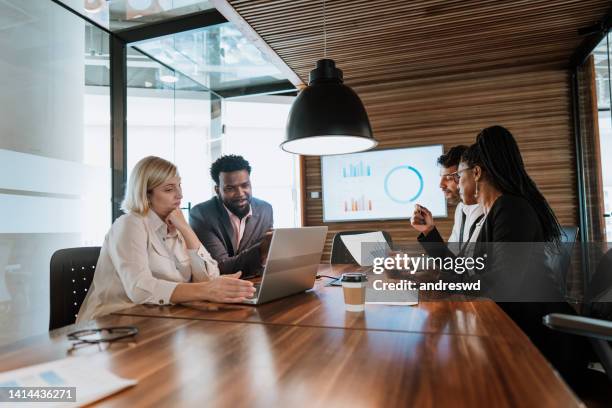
[341,272,367,312]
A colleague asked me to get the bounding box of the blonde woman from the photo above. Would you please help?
[77,156,255,322]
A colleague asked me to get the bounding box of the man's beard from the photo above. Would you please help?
[224,196,252,218]
[445,191,461,206]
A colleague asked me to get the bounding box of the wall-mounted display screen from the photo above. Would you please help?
[321,145,447,222]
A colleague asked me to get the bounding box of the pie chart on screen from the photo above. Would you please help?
[320,145,446,222]
[384,165,424,203]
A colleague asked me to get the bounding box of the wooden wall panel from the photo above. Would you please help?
[302,68,577,261]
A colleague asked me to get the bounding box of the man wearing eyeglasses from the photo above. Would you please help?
[410,145,484,253]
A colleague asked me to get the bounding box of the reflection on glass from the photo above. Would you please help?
[594,33,612,240]
[134,23,286,92]
[222,97,301,227]
[127,47,220,214]
[57,0,213,31]
[594,35,610,110]
[0,1,111,346]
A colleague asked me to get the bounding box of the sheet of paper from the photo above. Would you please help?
[0,356,136,407]
[340,231,390,266]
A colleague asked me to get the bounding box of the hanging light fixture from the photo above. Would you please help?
[281,0,377,156]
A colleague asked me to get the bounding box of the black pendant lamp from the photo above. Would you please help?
[281,1,377,156]
[281,59,377,156]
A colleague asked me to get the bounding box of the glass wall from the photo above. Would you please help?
[133,23,287,93]
[0,1,111,346]
[126,47,221,213]
[81,0,215,32]
[222,96,301,227]
[125,58,301,225]
[593,33,612,240]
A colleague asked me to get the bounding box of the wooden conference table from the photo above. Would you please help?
[0,265,581,407]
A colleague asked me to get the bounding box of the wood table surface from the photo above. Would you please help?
[114,264,528,339]
[0,315,580,407]
[0,264,582,407]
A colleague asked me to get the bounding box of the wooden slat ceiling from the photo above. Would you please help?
[227,0,610,87]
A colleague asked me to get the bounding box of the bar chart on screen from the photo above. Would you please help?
[342,161,372,178]
[344,195,374,212]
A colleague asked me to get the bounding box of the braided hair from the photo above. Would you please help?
[462,125,561,244]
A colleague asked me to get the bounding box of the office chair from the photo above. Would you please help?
[561,226,579,244]
[49,247,101,330]
[544,247,612,384]
[546,225,579,293]
[330,230,392,264]
[543,314,612,383]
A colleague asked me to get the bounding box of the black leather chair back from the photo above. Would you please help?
[547,225,579,291]
[330,230,392,264]
[561,226,579,244]
[49,247,100,330]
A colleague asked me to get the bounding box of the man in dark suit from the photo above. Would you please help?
[189,155,273,278]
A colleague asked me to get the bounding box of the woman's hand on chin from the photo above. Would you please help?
[166,207,189,233]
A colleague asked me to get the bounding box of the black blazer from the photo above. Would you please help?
[475,194,585,386]
[477,194,544,243]
[189,196,273,277]
[467,194,567,302]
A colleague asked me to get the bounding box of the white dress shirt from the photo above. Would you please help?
[223,204,253,250]
[77,210,219,322]
[448,202,485,244]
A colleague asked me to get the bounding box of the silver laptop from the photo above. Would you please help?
[242,226,328,305]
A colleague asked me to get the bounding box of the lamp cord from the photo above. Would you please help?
[323,0,327,58]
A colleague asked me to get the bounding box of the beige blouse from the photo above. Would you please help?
[77,210,219,322]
